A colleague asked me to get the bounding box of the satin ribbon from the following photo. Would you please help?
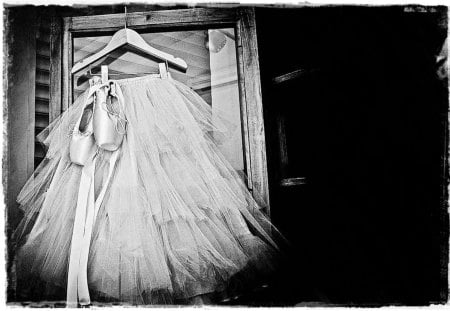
[66,80,124,307]
[66,149,119,307]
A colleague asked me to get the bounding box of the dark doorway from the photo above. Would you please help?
[252,6,448,306]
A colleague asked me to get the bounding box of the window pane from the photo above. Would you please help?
[72,28,245,177]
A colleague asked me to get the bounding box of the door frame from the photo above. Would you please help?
[50,7,271,215]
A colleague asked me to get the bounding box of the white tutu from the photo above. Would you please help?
[13,74,280,305]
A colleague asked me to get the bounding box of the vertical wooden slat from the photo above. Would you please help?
[62,17,73,111]
[237,7,270,215]
[50,17,62,121]
[235,21,253,191]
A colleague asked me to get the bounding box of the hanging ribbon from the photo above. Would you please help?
[66,80,125,307]
[66,149,119,307]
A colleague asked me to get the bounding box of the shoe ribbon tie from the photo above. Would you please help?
[66,80,124,307]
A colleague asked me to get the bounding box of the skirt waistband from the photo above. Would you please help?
[115,73,172,85]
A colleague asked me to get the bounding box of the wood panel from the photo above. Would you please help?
[36,41,50,57]
[6,9,37,191]
[35,98,50,114]
[69,8,237,33]
[35,84,49,99]
[36,69,50,85]
[5,7,37,301]
[237,8,270,214]
[62,17,73,111]
[236,20,253,190]
[50,17,63,122]
[36,55,50,69]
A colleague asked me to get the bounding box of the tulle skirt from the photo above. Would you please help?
[13,74,279,305]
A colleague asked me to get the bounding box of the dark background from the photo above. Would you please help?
[4,4,449,306]
[251,5,449,306]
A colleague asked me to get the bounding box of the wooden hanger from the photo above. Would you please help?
[71,7,188,75]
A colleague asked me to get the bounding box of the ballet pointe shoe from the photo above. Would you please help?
[69,100,97,166]
[93,82,126,151]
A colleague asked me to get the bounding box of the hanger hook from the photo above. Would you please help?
[124,6,127,29]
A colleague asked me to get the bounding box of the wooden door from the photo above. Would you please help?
[255,6,449,304]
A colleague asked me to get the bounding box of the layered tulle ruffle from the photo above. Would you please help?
[13,74,279,305]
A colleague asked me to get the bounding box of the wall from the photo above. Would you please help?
[4,6,38,301]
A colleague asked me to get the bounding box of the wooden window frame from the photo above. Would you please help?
[50,7,271,215]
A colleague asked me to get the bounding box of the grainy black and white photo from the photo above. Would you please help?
[2,1,449,308]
